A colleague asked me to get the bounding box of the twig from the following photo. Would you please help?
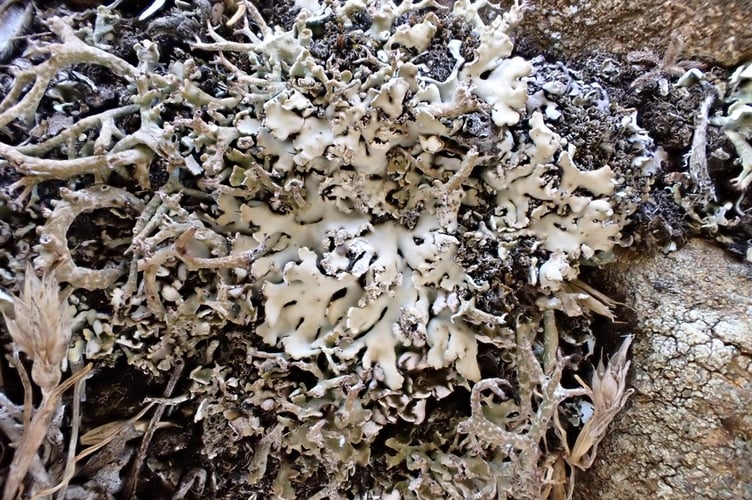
[122,360,184,499]
[11,349,32,431]
[73,401,156,463]
[0,390,49,489]
[54,359,87,499]
[2,365,92,500]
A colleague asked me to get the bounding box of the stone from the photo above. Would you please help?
[516,0,752,66]
[577,240,752,499]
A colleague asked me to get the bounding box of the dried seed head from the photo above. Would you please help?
[592,359,620,409]
[591,335,632,411]
[3,265,72,395]
[566,335,634,469]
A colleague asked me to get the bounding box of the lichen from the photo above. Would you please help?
[719,63,752,191]
[0,0,730,498]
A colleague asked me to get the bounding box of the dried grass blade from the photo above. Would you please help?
[123,360,184,499]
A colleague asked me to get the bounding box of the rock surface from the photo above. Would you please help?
[577,240,752,499]
[516,0,752,66]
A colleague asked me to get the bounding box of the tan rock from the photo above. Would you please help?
[576,240,752,499]
[516,0,752,66]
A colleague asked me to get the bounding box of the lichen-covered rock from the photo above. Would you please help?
[578,239,752,499]
[0,0,747,498]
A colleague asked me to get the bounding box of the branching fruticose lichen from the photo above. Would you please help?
[0,0,663,498]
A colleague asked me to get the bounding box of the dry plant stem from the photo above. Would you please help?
[123,360,184,499]
[11,350,32,431]
[2,365,92,500]
[53,360,87,500]
[0,395,50,488]
[565,336,634,469]
[549,457,569,500]
[74,402,157,463]
[27,374,86,499]
[563,280,617,321]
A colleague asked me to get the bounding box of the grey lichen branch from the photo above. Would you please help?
[241,0,272,38]
[174,226,269,271]
[134,220,267,317]
[16,105,139,157]
[459,314,592,498]
[34,186,146,291]
[0,143,152,187]
[686,89,718,204]
[458,377,529,451]
[418,83,488,118]
[0,16,139,129]
[406,147,480,213]
[247,422,285,484]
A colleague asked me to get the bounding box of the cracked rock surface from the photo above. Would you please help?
[578,239,752,499]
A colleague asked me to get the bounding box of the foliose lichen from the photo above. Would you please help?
[0,0,742,498]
